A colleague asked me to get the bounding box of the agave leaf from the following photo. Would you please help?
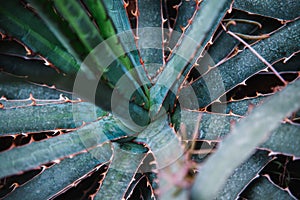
[1,101,107,134]
[136,0,163,79]
[81,0,132,69]
[196,17,257,74]
[0,39,32,56]
[261,124,300,157]
[52,0,102,53]
[124,174,156,200]
[50,163,109,199]
[0,54,75,92]
[195,9,284,77]
[239,176,293,199]
[27,0,86,62]
[216,150,272,199]
[135,116,189,199]
[100,0,149,86]
[191,19,300,108]
[4,143,112,200]
[0,115,129,178]
[29,0,148,107]
[191,78,300,199]
[124,153,157,200]
[214,96,266,116]
[174,107,300,158]
[167,0,198,49]
[52,0,135,87]
[0,53,149,122]
[0,1,63,49]
[0,1,79,75]
[171,108,238,141]
[0,97,74,109]
[149,0,231,117]
[0,73,71,100]
[234,0,300,21]
[52,0,149,107]
[94,142,148,200]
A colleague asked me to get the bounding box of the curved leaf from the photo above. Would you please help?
[150,0,231,117]
[217,150,271,199]
[191,19,300,108]
[4,143,112,200]
[94,142,147,200]
[239,176,293,199]
[234,0,300,20]
[0,114,128,178]
[192,78,300,199]
[0,1,79,75]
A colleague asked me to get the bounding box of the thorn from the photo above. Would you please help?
[240,80,247,86]
[172,3,181,10]
[247,104,255,114]
[0,96,7,100]
[131,9,138,17]
[227,30,287,86]
[64,96,71,103]
[187,18,193,25]
[123,0,129,8]
[180,25,187,33]
[139,58,144,65]
[29,93,36,105]
[0,32,6,39]
[24,45,33,56]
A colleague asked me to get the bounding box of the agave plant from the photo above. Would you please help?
[0,0,300,199]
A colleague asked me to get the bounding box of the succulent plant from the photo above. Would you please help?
[0,0,300,199]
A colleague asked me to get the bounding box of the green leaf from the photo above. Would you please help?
[0,39,30,56]
[191,78,300,199]
[53,0,102,53]
[217,150,271,199]
[261,123,300,157]
[0,115,129,178]
[0,101,107,134]
[0,1,79,74]
[27,0,86,62]
[82,0,136,72]
[0,73,71,100]
[234,0,300,20]
[213,96,266,116]
[0,1,63,49]
[171,108,238,141]
[0,53,148,121]
[94,142,147,200]
[196,16,258,74]
[135,116,189,199]
[165,0,197,51]
[174,107,300,157]
[100,0,147,83]
[150,0,231,117]
[4,143,112,200]
[191,19,300,108]
[239,176,293,199]
[136,0,163,78]
[172,0,198,35]
[0,54,74,92]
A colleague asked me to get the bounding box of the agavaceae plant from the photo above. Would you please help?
[0,0,300,199]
